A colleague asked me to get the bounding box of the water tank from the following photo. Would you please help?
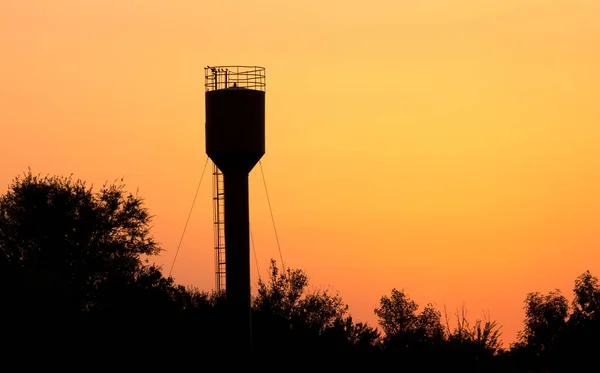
[205,66,265,173]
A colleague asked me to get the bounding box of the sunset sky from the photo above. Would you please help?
[1,0,599,345]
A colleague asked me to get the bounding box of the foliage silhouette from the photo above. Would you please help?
[444,305,503,354]
[564,271,600,371]
[516,289,568,352]
[375,288,445,348]
[0,171,224,359]
[510,271,600,372]
[0,172,156,324]
[252,259,380,361]
[1,171,599,370]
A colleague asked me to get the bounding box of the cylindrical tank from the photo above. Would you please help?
[204,65,266,351]
[205,66,265,172]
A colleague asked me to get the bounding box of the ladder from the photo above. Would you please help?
[212,163,226,293]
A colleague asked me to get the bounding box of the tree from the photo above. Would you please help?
[571,270,600,322]
[509,289,569,373]
[253,259,347,331]
[0,171,161,325]
[374,288,419,337]
[444,306,503,354]
[375,288,446,343]
[417,303,446,342]
[557,271,600,372]
[374,288,447,360]
[341,317,381,349]
[515,289,569,353]
[252,259,379,356]
[510,275,600,372]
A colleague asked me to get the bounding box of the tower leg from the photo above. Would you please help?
[223,170,252,351]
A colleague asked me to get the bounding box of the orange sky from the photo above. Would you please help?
[1,0,599,345]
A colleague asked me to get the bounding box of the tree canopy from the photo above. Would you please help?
[0,172,160,317]
[0,170,598,371]
[253,259,379,356]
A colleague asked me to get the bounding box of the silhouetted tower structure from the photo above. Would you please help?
[205,66,265,350]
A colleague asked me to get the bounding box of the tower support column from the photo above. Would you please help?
[223,170,251,350]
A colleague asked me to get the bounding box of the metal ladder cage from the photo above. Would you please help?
[212,163,226,293]
[204,65,266,92]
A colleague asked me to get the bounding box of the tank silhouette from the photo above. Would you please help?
[204,66,265,350]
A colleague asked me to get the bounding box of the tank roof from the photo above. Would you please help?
[223,85,249,90]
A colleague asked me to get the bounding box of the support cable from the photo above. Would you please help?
[250,222,262,283]
[168,156,209,278]
[259,160,285,273]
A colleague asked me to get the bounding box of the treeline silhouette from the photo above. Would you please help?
[0,171,598,371]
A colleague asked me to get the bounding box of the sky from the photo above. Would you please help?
[1,0,599,345]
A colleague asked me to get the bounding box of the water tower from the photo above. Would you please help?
[204,65,265,349]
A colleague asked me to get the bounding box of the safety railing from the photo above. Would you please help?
[204,65,266,92]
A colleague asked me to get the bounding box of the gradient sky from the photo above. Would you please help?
[1,0,599,345]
